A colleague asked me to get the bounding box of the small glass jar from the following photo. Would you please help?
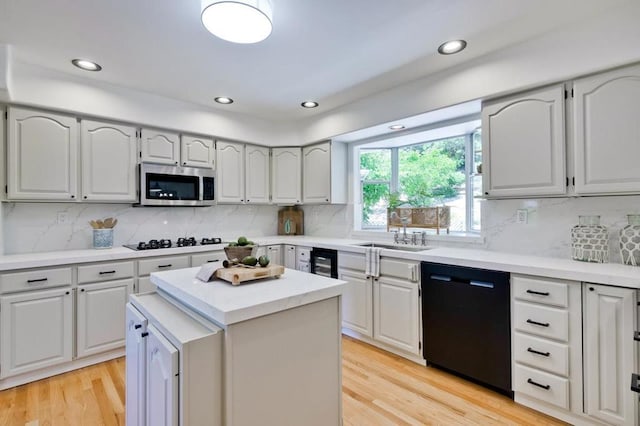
[571,215,609,263]
[620,214,640,266]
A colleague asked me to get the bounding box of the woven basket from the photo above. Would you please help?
[224,245,257,261]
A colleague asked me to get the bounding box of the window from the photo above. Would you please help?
[358,127,481,234]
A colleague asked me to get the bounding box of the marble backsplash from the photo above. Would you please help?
[3,195,640,265]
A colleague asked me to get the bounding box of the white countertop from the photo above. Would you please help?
[151,267,347,326]
[0,235,639,288]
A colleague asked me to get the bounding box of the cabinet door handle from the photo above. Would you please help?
[141,332,149,338]
[527,347,550,357]
[634,331,640,342]
[526,289,550,296]
[158,264,172,268]
[27,278,48,283]
[206,259,220,263]
[527,378,550,390]
[80,288,85,292]
[526,319,550,327]
[134,324,142,329]
[632,374,640,393]
[65,291,70,295]
[99,270,116,275]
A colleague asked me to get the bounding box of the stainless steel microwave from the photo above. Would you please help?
[139,163,215,206]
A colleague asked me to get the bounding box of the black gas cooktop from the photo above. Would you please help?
[124,237,223,251]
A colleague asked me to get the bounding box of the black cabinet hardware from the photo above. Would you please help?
[134,324,142,329]
[632,374,640,393]
[526,319,550,327]
[634,331,640,342]
[589,287,595,291]
[27,278,48,283]
[527,378,550,390]
[71,195,75,198]
[141,332,149,338]
[65,291,70,295]
[80,288,85,292]
[158,264,172,268]
[527,347,550,357]
[99,270,116,275]
[206,260,220,263]
[526,289,550,296]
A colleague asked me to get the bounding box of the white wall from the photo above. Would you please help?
[0,44,9,102]
[296,1,640,143]
[6,60,300,147]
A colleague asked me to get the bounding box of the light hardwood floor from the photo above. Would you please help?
[0,336,565,426]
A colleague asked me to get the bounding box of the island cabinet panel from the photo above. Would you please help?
[145,325,179,426]
[76,279,133,358]
[140,128,180,165]
[80,120,137,202]
[0,287,73,378]
[573,63,640,195]
[216,141,245,203]
[224,297,341,426]
[7,107,79,201]
[481,85,566,198]
[125,303,148,426]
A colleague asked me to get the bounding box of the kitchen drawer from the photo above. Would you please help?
[513,275,570,308]
[514,301,569,342]
[296,246,311,261]
[380,258,419,282]
[138,255,190,276]
[514,364,569,410]
[191,251,226,267]
[77,261,134,284]
[514,332,569,377]
[339,252,365,272]
[0,267,72,294]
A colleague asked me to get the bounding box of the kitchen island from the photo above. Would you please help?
[128,267,346,426]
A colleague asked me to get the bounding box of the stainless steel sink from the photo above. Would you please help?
[354,242,431,252]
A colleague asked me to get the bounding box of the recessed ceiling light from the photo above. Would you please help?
[437,40,467,55]
[301,101,319,108]
[71,59,102,71]
[201,0,273,44]
[214,97,234,104]
[389,124,405,130]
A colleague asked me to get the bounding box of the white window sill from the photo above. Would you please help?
[351,230,485,245]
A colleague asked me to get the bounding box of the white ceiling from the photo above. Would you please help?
[0,0,630,121]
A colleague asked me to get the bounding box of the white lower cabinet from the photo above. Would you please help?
[0,287,73,378]
[127,293,222,426]
[373,276,420,354]
[76,278,133,358]
[284,245,296,269]
[338,252,421,359]
[137,255,190,293]
[583,283,638,426]
[256,245,283,265]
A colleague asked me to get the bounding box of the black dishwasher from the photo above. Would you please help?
[422,262,512,396]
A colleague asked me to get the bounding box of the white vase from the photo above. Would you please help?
[571,215,608,263]
[620,214,640,266]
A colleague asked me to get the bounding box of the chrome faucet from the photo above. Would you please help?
[399,217,410,244]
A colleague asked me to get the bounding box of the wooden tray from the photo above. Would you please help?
[214,264,285,285]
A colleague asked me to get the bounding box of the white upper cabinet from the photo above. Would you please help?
[81,120,137,202]
[302,141,348,204]
[141,128,180,165]
[573,64,640,195]
[180,135,214,169]
[272,147,301,204]
[482,85,566,198]
[7,107,79,201]
[245,145,270,204]
[216,141,245,203]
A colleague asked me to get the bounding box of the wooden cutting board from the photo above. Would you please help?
[278,206,304,235]
[214,264,285,285]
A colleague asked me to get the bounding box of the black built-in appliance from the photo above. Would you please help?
[310,248,338,278]
[139,163,215,206]
[422,262,512,396]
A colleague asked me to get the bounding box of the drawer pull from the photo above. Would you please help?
[526,319,550,328]
[527,347,551,357]
[99,270,116,275]
[141,332,149,338]
[634,331,640,342]
[206,259,220,263]
[27,278,48,283]
[527,378,551,390]
[158,264,172,268]
[134,324,142,329]
[526,289,550,296]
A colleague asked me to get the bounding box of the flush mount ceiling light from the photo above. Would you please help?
[214,96,234,104]
[201,0,273,44]
[71,59,102,71]
[301,101,319,108]
[389,124,405,130]
[437,39,467,55]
